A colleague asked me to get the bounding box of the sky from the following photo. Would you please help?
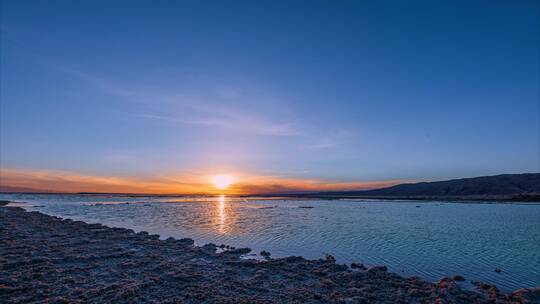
[0,0,539,194]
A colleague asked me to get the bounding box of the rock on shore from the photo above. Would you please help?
[1,206,538,303]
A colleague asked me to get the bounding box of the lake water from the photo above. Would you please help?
[1,193,539,291]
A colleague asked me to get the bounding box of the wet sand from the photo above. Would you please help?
[1,205,538,303]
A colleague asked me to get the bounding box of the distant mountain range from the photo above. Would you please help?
[277,173,540,201]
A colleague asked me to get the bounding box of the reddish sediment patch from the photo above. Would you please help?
[0,206,538,303]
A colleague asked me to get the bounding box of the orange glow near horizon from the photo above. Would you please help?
[0,168,406,195]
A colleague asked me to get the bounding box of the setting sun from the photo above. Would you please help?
[211,174,235,190]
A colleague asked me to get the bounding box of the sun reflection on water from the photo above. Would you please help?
[218,195,226,234]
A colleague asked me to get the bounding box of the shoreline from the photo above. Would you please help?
[1,205,539,303]
[3,192,540,204]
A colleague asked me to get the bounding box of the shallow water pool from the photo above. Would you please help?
[1,193,539,291]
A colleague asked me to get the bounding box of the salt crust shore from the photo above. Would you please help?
[1,205,539,303]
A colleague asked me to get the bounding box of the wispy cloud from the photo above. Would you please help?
[135,112,300,137]
[304,139,338,150]
[52,65,304,137]
[51,65,137,97]
[0,168,204,194]
[230,173,405,194]
[6,28,351,149]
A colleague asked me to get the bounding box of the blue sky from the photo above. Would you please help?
[0,0,539,193]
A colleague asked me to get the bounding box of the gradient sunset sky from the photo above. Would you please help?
[1,0,539,194]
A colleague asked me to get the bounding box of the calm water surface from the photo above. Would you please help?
[1,194,539,291]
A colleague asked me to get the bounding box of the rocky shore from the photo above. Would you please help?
[1,205,539,303]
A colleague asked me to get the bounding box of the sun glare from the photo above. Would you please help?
[212,174,235,190]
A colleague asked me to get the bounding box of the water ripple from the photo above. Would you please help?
[1,193,539,291]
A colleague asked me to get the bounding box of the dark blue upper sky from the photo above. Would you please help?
[1,0,539,191]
